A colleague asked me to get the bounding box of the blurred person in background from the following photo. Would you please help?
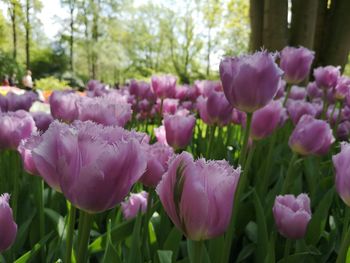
[9,74,17,87]
[2,75,9,86]
[22,70,33,91]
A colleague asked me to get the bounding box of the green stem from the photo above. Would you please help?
[66,203,77,263]
[206,125,217,159]
[334,100,344,137]
[11,151,20,220]
[281,153,299,194]
[337,208,350,263]
[36,178,45,262]
[282,83,292,107]
[77,211,93,263]
[222,113,253,263]
[321,88,329,120]
[283,239,292,259]
[258,132,277,197]
[238,113,253,166]
[158,98,164,124]
[189,240,203,263]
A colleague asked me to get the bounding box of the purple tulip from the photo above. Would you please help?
[186,86,200,101]
[175,85,189,101]
[206,91,234,126]
[275,80,286,99]
[335,76,350,100]
[196,96,214,125]
[121,191,148,220]
[18,134,42,175]
[287,100,317,125]
[129,80,153,100]
[280,46,314,84]
[0,94,7,112]
[288,86,307,101]
[306,82,322,99]
[86,80,109,97]
[151,75,177,99]
[337,121,350,141]
[5,91,38,112]
[156,152,241,240]
[76,96,132,127]
[30,121,147,213]
[251,100,284,140]
[273,194,311,239]
[220,50,283,112]
[0,193,17,252]
[49,91,79,122]
[333,143,350,206]
[314,66,341,89]
[158,98,179,116]
[194,80,222,97]
[232,109,247,126]
[164,114,196,150]
[31,112,54,132]
[154,125,168,145]
[0,110,36,150]
[289,115,334,155]
[140,143,174,187]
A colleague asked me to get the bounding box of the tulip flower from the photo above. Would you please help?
[273,194,311,239]
[335,76,350,100]
[18,134,42,175]
[31,112,54,132]
[156,152,241,240]
[280,46,314,84]
[333,143,350,206]
[337,121,350,141]
[306,82,322,99]
[288,86,307,101]
[76,96,132,127]
[121,191,148,220]
[151,75,177,99]
[129,80,153,100]
[289,115,334,156]
[206,91,233,126]
[5,91,38,112]
[251,100,284,140]
[30,120,147,213]
[0,110,37,150]
[164,114,196,150]
[86,80,109,97]
[154,125,168,145]
[314,66,341,89]
[220,50,283,112]
[140,142,174,187]
[194,80,222,97]
[287,100,317,125]
[49,91,80,123]
[0,193,17,252]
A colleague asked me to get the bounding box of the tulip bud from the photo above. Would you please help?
[154,125,168,145]
[164,114,196,150]
[156,152,240,240]
[287,100,317,125]
[18,134,42,175]
[140,143,174,187]
[121,191,148,220]
[220,50,283,112]
[335,76,350,100]
[273,194,311,239]
[0,110,37,150]
[288,86,307,101]
[0,193,17,252]
[289,115,334,156]
[314,66,341,89]
[306,82,322,99]
[333,143,350,206]
[251,101,284,140]
[151,75,177,99]
[49,91,79,122]
[280,46,314,84]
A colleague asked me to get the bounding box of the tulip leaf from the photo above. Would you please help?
[102,219,122,263]
[277,250,321,263]
[163,226,183,261]
[127,211,143,263]
[89,219,135,254]
[253,190,269,261]
[12,209,36,253]
[236,243,256,263]
[45,208,66,237]
[208,236,224,263]
[157,250,173,263]
[14,231,53,263]
[305,188,334,245]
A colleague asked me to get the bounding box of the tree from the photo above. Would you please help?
[61,0,76,72]
[249,0,350,71]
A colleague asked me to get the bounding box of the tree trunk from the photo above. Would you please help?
[10,1,17,60]
[206,26,211,77]
[70,1,74,72]
[313,0,328,67]
[91,0,100,79]
[263,0,288,51]
[321,0,350,71]
[249,0,264,51]
[290,0,318,49]
[25,0,30,69]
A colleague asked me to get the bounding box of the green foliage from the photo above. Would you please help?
[0,51,24,78]
[35,76,69,91]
